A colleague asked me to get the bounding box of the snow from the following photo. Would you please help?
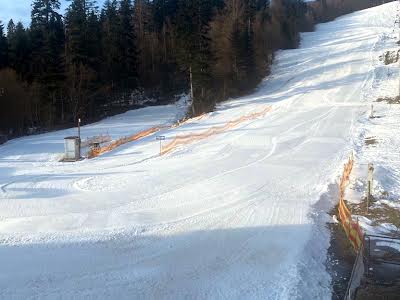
[345,1,400,235]
[0,3,398,299]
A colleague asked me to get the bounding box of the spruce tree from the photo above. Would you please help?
[86,11,101,71]
[65,0,96,66]
[65,0,98,121]
[30,0,65,125]
[175,0,215,113]
[30,0,62,75]
[8,22,31,79]
[100,0,120,87]
[0,21,8,69]
[118,0,138,89]
[7,20,16,38]
[133,0,153,83]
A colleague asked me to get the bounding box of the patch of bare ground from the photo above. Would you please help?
[355,285,400,300]
[348,196,400,230]
[328,206,355,300]
[379,50,400,65]
[364,136,378,146]
[376,95,400,104]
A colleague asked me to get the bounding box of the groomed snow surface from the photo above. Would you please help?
[0,3,398,299]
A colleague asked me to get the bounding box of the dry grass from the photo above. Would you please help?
[365,136,377,146]
[376,96,400,104]
[349,197,400,229]
[380,50,400,65]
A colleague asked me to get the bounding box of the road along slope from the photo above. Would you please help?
[0,3,397,299]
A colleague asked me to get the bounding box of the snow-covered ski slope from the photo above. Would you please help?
[0,3,397,299]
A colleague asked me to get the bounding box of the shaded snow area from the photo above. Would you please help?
[0,3,398,299]
[346,2,400,235]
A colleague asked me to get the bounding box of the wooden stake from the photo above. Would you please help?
[78,118,81,159]
[367,163,374,213]
[190,66,196,116]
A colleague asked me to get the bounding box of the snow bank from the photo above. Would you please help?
[347,2,400,235]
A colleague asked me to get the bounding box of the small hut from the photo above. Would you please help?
[64,136,80,161]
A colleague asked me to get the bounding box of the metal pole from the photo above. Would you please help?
[367,181,370,213]
[78,118,81,158]
[190,66,195,116]
[190,66,194,101]
[78,118,81,140]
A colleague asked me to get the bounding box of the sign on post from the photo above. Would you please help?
[156,136,166,155]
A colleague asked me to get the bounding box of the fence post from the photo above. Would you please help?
[78,118,81,158]
[366,163,374,213]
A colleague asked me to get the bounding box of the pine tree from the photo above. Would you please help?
[133,0,154,83]
[65,0,97,66]
[65,0,98,121]
[8,22,31,79]
[175,0,216,113]
[29,0,65,125]
[118,0,138,89]
[30,0,62,75]
[0,21,8,69]
[100,0,120,87]
[86,11,101,71]
[7,20,16,38]
[6,19,16,71]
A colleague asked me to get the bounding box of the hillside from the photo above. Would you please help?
[0,2,398,299]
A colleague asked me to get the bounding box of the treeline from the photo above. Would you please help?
[0,0,388,136]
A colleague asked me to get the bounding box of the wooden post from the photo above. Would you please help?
[367,181,371,213]
[78,118,81,158]
[366,163,374,213]
[190,66,195,115]
[370,104,374,118]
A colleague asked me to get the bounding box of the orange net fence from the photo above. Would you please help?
[161,106,272,155]
[87,105,269,158]
[87,112,210,158]
[88,126,160,158]
[338,154,364,251]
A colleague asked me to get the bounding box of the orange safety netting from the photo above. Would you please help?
[88,126,160,158]
[337,154,364,251]
[87,113,210,158]
[161,106,272,155]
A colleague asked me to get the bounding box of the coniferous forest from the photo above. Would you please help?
[0,0,387,136]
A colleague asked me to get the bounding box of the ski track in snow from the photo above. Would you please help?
[0,3,398,299]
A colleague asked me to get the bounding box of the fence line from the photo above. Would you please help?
[87,112,210,158]
[337,153,364,251]
[87,106,270,158]
[88,126,160,158]
[161,106,272,155]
